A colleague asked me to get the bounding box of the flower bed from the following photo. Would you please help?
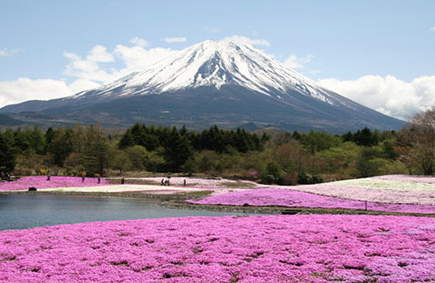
[188,188,435,214]
[0,176,109,191]
[1,215,435,282]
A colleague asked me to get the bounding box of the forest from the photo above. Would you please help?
[1,106,434,185]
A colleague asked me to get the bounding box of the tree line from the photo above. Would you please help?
[1,106,434,184]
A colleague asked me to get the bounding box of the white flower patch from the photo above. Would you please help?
[323,177,435,192]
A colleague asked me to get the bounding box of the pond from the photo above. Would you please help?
[0,194,255,231]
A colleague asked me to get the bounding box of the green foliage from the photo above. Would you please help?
[145,149,165,173]
[46,128,75,167]
[110,148,132,174]
[0,132,16,176]
[343,127,379,147]
[163,127,193,172]
[260,162,284,184]
[120,124,265,154]
[181,157,198,176]
[82,125,110,176]
[124,145,148,170]
[355,148,386,178]
[316,142,359,174]
[301,131,342,154]
[297,172,323,184]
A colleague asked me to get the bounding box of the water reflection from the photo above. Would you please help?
[0,194,253,231]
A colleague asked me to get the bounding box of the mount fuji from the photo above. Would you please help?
[0,39,404,132]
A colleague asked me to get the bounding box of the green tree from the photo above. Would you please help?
[260,162,284,184]
[353,127,379,147]
[163,127,193,172]
[0,132,16,176]
[125,145,148,170]
[181,157,199,176]
[301,131,341,154]
[355,147,383,177]
[316,142,359,179]
[46,128,75,167]
[110,148,132,174]
[82,125,110,176]
[145,149,165,173]
[29,125,46,154]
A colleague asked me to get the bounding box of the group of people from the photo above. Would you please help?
[161,177,187,186]
[161,177,171,186]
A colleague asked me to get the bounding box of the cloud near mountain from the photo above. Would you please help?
[318,75,435,120]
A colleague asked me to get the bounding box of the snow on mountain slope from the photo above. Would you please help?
[74,39,348,107]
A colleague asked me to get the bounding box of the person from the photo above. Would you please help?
[98,177,101,184]
[82,176,85,182]
[161,179,165,185]
[47,174,51,181]
[184,179,186,186]
[121,178,125,184]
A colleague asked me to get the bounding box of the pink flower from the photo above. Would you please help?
[1,215,435,282]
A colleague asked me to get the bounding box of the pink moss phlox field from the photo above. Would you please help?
[1,215,435,282]
[0,176,109,191]
[188,188,435,214]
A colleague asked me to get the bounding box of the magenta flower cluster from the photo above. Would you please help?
[0,176,109,191]
[1,215,435,282]
[188,188,435,214]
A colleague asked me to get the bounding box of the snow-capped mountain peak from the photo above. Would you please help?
[88,39,334,104]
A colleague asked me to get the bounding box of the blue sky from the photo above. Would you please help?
[1,0,434,119]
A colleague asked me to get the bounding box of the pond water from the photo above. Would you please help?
[0,194,255,231]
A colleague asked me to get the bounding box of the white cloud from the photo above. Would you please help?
[431,26,435,32]
[0,78,73,107]
[284,54,314,69]
[0,48,18,57]
[86,45,114,63]
[0,49,10,57]
[318,75,435,120]
[63,50,118,83]
[114,44,177,72]
[130,37,149,48]
[161,37,187,43]
[284,55,303,69]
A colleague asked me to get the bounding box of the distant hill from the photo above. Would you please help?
[0,113,23,126]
